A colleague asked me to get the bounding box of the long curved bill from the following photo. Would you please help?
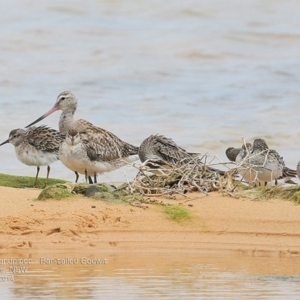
[0,139,9,146]
[25,105,59,128]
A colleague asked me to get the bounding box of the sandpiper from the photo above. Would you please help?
[225,143,252,163]
[248,138,297,185]
[139,134,225,175]
[139,134,196,168]
[225,147,242,162]
[0,125,65,186]
[25,91,139,181]
[59,129,137,183]
[59,129,96,183]
[226,143,262,185]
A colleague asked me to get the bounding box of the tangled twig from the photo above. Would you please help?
[129,153,232,197]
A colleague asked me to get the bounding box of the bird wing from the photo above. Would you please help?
[152,134,193,165]
[76,120,138,162]
[26,125,65,153]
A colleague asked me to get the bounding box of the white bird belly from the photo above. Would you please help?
[254,165,282,183]
[90,154,139,174]
[59,142,99,176]
[15,146,58,167]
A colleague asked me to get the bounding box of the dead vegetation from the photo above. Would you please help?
[126,154,233,197]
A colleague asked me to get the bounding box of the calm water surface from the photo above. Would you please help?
[0,252,300,299]
[0,0,300,182]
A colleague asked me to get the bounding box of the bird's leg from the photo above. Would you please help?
[34,166,40,187]
[85,169,93,184]
[85,169,88,183]
[94,172,97,184]
[75,171,79,183]
[44,165,50,188]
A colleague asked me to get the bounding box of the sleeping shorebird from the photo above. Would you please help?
[226,143,252,162]
[25,91,139,182]
[0,125,65,186]
[225,143,259,185]
[247,138,296,185]
[138,134,225,175]
[225,146,246,162]
[226,140,296,186]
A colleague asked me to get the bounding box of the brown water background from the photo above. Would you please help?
[0,251,300,299]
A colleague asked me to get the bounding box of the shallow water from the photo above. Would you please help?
[0,1,300,183]
[0,252,300,299]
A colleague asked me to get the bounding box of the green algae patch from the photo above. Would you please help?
[72,183,90,195]
[37,184,72,200]
[72,183,129,204]
[0,173,66,189]
[122,194,145,204]
[220,174,300,205]
[92,191,125,204]
[72,183,153,205]
[122,194,144,202]
[237,185,300,204]
[164,205,191,222]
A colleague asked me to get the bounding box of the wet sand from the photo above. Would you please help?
[0,186,300,256]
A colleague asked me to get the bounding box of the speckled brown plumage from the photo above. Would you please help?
[0,125,65,186]
[250,139,297,183]
[25,125,66,154]
[25,92,139,178]
[139,134,197,166]
[59,126,139,183]
[139,134,225,175]
[77,121,139,162]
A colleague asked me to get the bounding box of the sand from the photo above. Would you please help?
[0,186,300,256]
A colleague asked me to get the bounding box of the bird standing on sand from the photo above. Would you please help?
[139,134,225,175]
[59,129,96,184]
[59,128,138,183]
[0,125,65,186]
[25,91,139,181]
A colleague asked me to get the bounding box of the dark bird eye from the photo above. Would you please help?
[61,97,65,101]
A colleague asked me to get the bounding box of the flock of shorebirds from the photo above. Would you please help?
[1,90,300,187]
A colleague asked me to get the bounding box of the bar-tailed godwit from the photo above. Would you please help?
[25,91,139,181]
[138,134,225,175]
[59,128,137,183]
[0,125,65,186]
